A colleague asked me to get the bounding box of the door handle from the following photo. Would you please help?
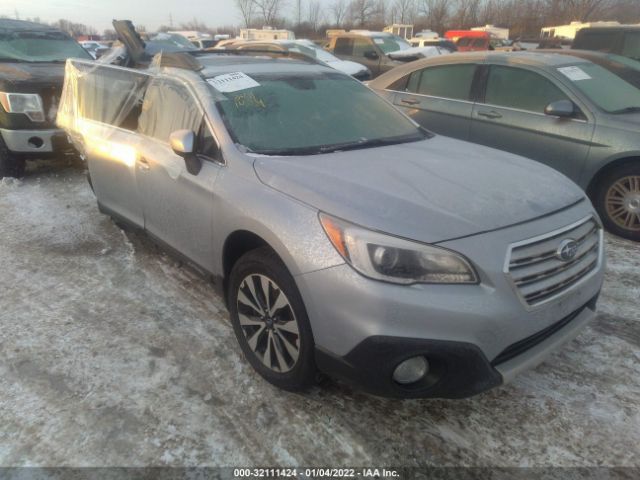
[400,98,420,106]
[138,157,150,171]
[477,110,502,119]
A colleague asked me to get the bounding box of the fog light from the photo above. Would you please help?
[28,136,44,148]
[393,356,428,385]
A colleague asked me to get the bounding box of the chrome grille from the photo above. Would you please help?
[506,216,602,307]
[40,85,60,126]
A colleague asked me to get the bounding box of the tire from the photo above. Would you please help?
[0,134,26,179]
[228,246,317,391]
[594,163,640,241]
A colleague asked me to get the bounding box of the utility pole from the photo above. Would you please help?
[169,13,174,27]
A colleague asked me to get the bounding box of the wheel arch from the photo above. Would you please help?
[221,229,293,304]
[585,155,640,199]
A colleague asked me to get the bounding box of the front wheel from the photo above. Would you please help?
[228,247,317,391]
[595,164,640,241]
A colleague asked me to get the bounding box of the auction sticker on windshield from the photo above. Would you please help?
[207,72,260,93]
[557,66,592,81]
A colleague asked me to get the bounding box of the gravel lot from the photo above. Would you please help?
[0,158,638,468]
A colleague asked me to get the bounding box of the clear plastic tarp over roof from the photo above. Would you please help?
[56,54,208,164]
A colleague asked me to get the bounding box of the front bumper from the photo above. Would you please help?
[315,296,597,398]
[296,201,605,398]
[0,128,70,154]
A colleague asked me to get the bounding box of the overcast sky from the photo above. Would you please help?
[0,0,305,33]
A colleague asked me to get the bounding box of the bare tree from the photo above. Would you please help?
[552,0,613,22]
[296,0,304,26]
[235,0,255,28]
[51,19,97,37]
[102,29,118,40]
[393,0,416,23]
[373,0,388,26]
[308,0,324,31]
[180,18,209,31]
[348,0,379,26]
[608,0,640,22]
[419,0,449,33]
[254,0,286,25]
[449,0,482,29]
[329,0,348,26]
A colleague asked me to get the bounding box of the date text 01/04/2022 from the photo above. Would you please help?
[233,468,400,478]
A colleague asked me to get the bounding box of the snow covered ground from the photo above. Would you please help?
[0,158,638,467]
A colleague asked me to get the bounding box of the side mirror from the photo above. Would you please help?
[169,129,202,175]
[364,50,379,60]
[544,100,574,118]
[170,129,195,156]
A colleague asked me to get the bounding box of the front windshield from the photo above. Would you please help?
[371,35,411,54]
[284,42,340,63]
[213,71,426,155]
[0,30,91,62]
[296,42,339,62]
[558,62,640,113]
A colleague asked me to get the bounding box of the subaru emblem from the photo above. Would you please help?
[556,239,578,262]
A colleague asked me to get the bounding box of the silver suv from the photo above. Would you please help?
[57,40,604,398]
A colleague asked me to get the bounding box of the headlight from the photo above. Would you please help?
[0,92,45,122]
[320,213,478,285]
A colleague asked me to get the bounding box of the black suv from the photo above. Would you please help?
[573,26,640,61]
[0,19,91,177]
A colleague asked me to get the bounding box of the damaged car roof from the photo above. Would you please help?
[198,54,332,77]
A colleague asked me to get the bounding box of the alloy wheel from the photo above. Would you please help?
[236,274,300,373]
[605,175,640,232]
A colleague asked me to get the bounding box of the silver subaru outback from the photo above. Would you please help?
[58,41,604,398]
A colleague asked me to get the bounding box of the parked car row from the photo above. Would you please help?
[324,31,449,77]
[443,30,519,52]
[222,39,373,80]
[215,31,449,80]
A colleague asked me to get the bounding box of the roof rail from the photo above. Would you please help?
[152,51,203,71]
[193,48,323,66]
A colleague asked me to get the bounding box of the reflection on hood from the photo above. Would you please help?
[254,136,585,243]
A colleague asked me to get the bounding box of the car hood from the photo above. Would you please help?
[325,59,367,76]
[253,136,585,244]
[0,62,65,90]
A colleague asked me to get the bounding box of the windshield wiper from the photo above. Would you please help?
[318,138,371,153]
[610,106,640,114]
[244,145,325,156]
[246,132,429,157]
[318,133,426,153]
